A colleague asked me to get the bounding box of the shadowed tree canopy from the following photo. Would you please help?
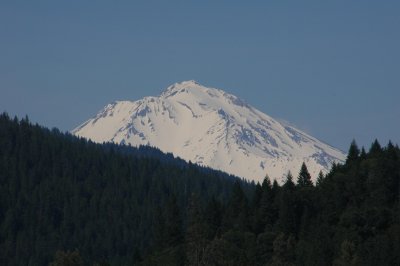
[0,113,399,265]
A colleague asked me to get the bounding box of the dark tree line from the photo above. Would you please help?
[143,139,399,266]
[0,113,399,265]
[0,113,251,265]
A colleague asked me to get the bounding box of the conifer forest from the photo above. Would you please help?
[0,113,399,265]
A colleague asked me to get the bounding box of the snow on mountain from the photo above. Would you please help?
[72,80,346,183]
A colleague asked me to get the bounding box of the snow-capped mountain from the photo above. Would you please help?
[72,80,345,183]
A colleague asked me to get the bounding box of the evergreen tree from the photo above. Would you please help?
[163,194,183,247]
[262,174,272,190]
[297,163,313,187]
[346,139,360,163]
[185,194,208,266]
[252,183,264,234]
[223,181,249,231]
[360,147,367,159]
[257,175,276,232]
[283,171,295,191]
[369,139,382,155]
[316,171,325,186]
[272,179,279,193]
[278,172,297,234]
[204,197,222,240]
[152,205,166,250]
[251,183,263,211]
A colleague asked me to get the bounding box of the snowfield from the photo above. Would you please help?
[73,80,345,183]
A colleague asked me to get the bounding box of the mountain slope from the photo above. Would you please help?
[73,80,345,182]
[0,113,248,265]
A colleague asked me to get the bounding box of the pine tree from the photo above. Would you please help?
[346,139,360,163]
[164,194,183,247]
[278,172,297,234]
[204,197,222,240]
[297,163,313,187]
[369,139,382,156]
[257,175,276,232]
[316,171,325,186]
[283,171,295,191]
[223,181,249,231]
[150,194,185,265]
[252,183,264,234]
[386,141,398,160]
[360,147,367,159]
[262,174,272,191]
[252,183,263,211]
[153,205,166,250]
[185,194,208,266]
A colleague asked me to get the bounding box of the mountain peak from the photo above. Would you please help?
[161,80,207,97]
[179,80,201,86]
[73,82,346,183]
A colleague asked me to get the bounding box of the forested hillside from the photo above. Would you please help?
[158,139,399,266]
[0,113,250,265]
[0,113,399,265]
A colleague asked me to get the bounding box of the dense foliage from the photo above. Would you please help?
[0,113,250,265]
[1,113,399,265]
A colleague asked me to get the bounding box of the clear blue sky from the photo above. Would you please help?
[1,1,399,151]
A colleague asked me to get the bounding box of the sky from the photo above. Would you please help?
[1,1,399,151]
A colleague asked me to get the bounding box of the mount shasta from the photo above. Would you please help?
[73,81,345,183]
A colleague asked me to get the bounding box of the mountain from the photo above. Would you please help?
[72,80,345,183]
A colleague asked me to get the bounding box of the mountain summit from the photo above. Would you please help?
[72,81,345,183]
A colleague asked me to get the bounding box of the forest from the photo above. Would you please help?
[0,113,399,265]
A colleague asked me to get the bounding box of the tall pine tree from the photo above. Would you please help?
[346,139,360,163]
[297,163,313,187]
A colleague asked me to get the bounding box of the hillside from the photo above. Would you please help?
[1,113,399,265]
[0,113,250,265]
